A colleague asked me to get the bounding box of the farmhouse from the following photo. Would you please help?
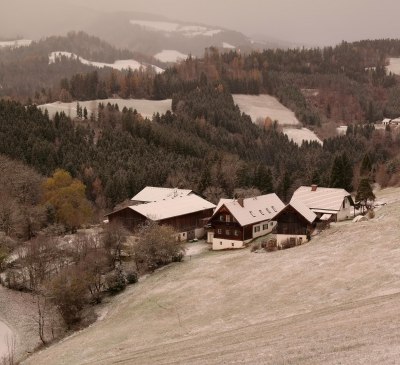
[130,186,194,204]
[208,194,285,250]
[291,185,354,222]
[381,117,400,126]
[106,194,215,240]
[272,199,317,246]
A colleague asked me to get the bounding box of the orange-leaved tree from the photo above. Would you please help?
[42,169,92,232]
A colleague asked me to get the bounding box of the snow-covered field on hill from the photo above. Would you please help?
[129,20,221,37]
[0,39,32,48]
[154,50,187,63]
[283,127,322,145]
[233,94,321,144]
[233,94,300,126]
[222,42,236,49]
[386,58,400,75]
[49,51,164,73]
[38,99,172,119]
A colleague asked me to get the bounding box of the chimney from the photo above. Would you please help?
[311,184,318,192]
[238,197,244,207]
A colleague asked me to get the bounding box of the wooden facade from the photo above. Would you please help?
[107,206,214,234]
[274,205,315,236]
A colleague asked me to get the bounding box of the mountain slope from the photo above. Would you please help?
[23,188,400,364]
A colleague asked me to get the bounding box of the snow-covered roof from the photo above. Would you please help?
[288,199,317,223]
[212,194,285,226]
[391,117,400,124]
[292,186,353,213]
[129,194,215,221]
[382,118,391,124]
[131,186,193,202]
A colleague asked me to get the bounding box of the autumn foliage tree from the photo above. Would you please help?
[42,169,92,232]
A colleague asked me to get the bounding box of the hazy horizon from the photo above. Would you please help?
[2,0,400,46]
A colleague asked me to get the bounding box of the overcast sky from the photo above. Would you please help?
[3,0,400,45]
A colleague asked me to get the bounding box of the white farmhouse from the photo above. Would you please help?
[291,185,354,222]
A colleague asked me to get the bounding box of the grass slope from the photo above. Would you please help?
[24,188,400,365]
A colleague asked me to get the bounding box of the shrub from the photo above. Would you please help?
[367,209,375,219]
[266,239,278,252]
[105,268,126,294]
[126,270,138,284]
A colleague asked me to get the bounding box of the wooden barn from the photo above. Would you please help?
[272,199,317,247]
[208,194,285,250]
[105,194,215,241]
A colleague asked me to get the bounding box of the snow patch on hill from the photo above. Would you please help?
[386,58,400,75]
[283,127,322,145]
[0,39,32,48]
[38,99,172,119]
[129,20,221,38]
[154,50,187,63]
[49,51,164,73]
[222,42,235,49]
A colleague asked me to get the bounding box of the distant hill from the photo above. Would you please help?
[83,12,254,61]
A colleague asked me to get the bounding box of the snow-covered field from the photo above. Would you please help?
[283,127,322,145]
[233,94,300,126]
[0,320,13,360]
[222,42,235,49]
[0,39,32,48]
[38,99,172,119]
[386,58,400,75]
[154,50,187,63]
[23,188,400,365]
[233,94,321,144]
[49,51,164,73]
[129,20,221,37]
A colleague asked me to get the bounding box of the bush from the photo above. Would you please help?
[250,242,261,252]
[266,239,278,252]
[105,268,126,294]
[126,270,138,284]
[367,209,375,219]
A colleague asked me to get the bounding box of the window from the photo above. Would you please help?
[254,226,260,233]
[263,224,268,230]
[234,230,239,236]
[231,242,234,247]
[259,210,264,215]
[270,222,274,227]
[219,215,225,222]
[272,206,277,212]
[226,215,231,222]
[217,229,222,234]
[249,211,256,217]
[343,199,346,208]
[183,233,186,236]
[220,242,222,245]
[226,229,230,235]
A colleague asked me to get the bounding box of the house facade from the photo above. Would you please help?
[291,185,354,222]
[208,194,285,250]
[106,194,215,241]
[272,199,317,246]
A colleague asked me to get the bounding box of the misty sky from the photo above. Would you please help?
[3,0,400,45]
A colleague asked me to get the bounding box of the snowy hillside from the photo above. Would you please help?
[49,51,164,73]
[23,188,400,365]
[386,58,400,75]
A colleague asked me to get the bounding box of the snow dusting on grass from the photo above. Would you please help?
[0,319,13,359]
[49,51,164,73]
[23,188,400,365]
[129,20,221,37]
[38,99,172,119]
[0,39,32,48]
[386,58,400,75]
[154,50,187,63]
